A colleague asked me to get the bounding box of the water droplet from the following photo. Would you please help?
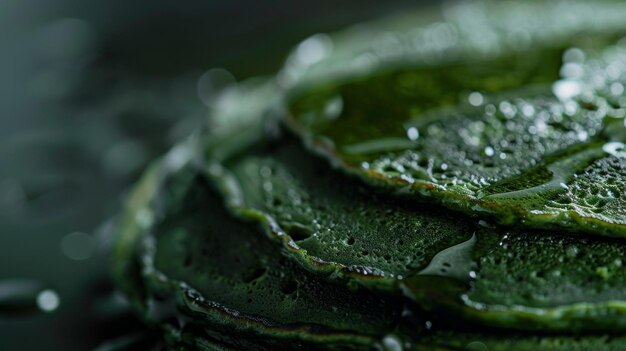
[164,144,192,172]
[466,341,488,351]
[603,142,626,158]
[561,62,584,78]
[381,334,403,351]
[521,104,535,117]
[484,146,495,157]
[499,101,516,117]
[468,92,484,106]
[259,166,272,178]
[610,82,624,96]
[295,34,333,66]
[566,246,579,258]
[324,95,343,119]
[36,289,60,313]
[60,232,95,261]
[418,234,477,282]
[552,80,582,100]
[135,208,153,229]
[485,104,496,115]
[407,127,419,141]
[563,47,585,63]
[197,68,236,106]
[478,220,494,228]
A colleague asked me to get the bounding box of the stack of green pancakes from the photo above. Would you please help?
[112,1,626,350]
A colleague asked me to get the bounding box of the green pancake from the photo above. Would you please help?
[284,2,626,238]
[113,154,404,350]
[112,80,626,349]
[111,1,626,349]
[193,81,626,331]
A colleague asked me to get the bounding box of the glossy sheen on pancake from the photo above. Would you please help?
[284,2,626,237]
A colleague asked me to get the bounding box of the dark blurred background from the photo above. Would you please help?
[0,0,431,349]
